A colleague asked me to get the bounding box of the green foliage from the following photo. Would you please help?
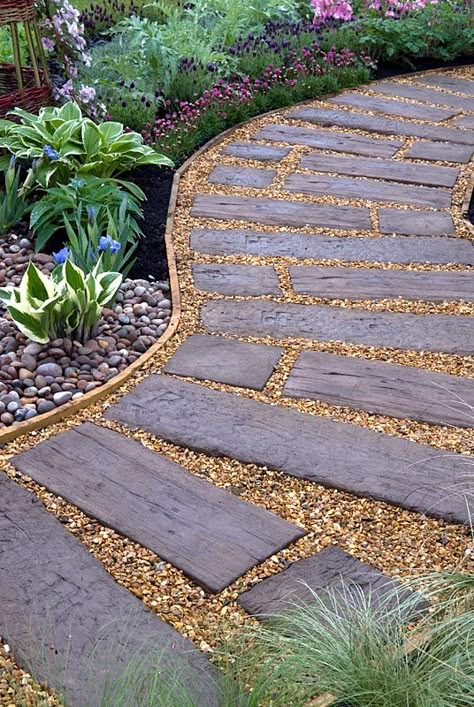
[29,175,144,254]
[62,200,138,276]
[0,260,122,344]
[323,4,474,66]
[0,24,27,63]
[0,158,30,235]
[0,102,173,188]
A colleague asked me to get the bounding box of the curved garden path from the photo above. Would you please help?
[2,67,474,704]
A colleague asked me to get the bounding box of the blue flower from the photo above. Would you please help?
[43,144,59,161]
[98,235,121,254]
[52,246,70,264]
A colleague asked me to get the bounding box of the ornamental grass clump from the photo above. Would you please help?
[0,260,122,344]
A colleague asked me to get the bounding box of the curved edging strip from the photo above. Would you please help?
[1,64,472,445]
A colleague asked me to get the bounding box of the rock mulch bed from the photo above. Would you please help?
[0,233,171,428]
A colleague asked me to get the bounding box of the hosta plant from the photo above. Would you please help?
[29,175,144,253]
[0,260,122,344]
[0,102,173,188]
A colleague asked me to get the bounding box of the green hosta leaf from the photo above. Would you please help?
[63,259,86,293]
[82,121,102,159]
[20,262,56,302]
[97,271,122,305]
[7,305,48,344]
[0,286,13,303]
[99,122,124,143]
[59,102,83,122]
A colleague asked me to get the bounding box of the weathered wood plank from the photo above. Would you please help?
[406,140,474,163]
[222,141,290,161]
[193,263,281,295]
[453,115,474,130]
[289,265,474,301]
[191,194,371,231]
[12,423,305,594]
[285,173,451,209]
[191,228,474,265]
[283,350,474,428]
[379,208,455,236]
[416,75,474,96]
[252,123,403,157]
[0,474,218,707]
[300,152,458,188]
[201,299,474,354]
[208,165,276,188]
[238,546,424,617]
[287,106,474,145]
[329,91,458,121]
[370,81,474,112]
[106,375,472,524]
[163,334,282,390]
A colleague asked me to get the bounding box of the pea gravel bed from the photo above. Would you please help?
[2,67,474,705]
[0,232,171,428]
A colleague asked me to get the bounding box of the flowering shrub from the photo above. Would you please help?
[36,0,100,113]
[311,0,354,23]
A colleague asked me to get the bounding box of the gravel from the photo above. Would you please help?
[0,233,171,428]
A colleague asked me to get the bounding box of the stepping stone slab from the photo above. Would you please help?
[415,75,474,95]
[253,123,402,157]
[453,115,474,130]
[406,140,474,163]
[12,423,304,594]
[163,334,282,390]
[289,265,474,302]
[106,375,472,524]
[369,81,474,112]
[208,165,276,188]
[284,173,451,209]
[238,545,423,617]
[287,106,474,145]
[300,152,459,188]
[193,263,281,296]
[201,299,474,354]
[283,350,474,428]
[191,228,474,265]
[0,473,217,707]
[329,91,458,121]
[192,194,371,231]
[222,141,290,161]
[379,208,455,236]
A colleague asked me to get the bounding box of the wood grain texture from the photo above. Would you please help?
[106,375,472,524]
[379,208,455,236]
[191,194,371,230]
[406,140,474,163]
[12,423,304,593]
[252,123,403,157]
[287,106,474,145]
[190,228,474,265]
[163,334,283,390]
[453,115,474,130]
[208,165,276,188]
[329,91,458,121]
[415,75,474,95]
[238,545,425,617]
[299,152,459,188]
[0,474,218,707]
[370,81,474,112]
[222,142,290,161]
[289,265,474,301]
[193,263,281,295]
[284,173,451,209]
[200,299,474,354]
[283,350,474,428]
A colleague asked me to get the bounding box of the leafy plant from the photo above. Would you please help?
[0,260,122,344]
[29,175,144,253]
[0,102,173,188]
[0,158,30,235]
[56,199,138,276]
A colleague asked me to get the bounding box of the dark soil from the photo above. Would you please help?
[468,187,474,227]
[126,164,175,282]
[375,54,473,80]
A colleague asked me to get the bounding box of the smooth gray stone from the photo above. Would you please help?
[208,165,276,188]
[193,263,281,296]
[222,142,290,161]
